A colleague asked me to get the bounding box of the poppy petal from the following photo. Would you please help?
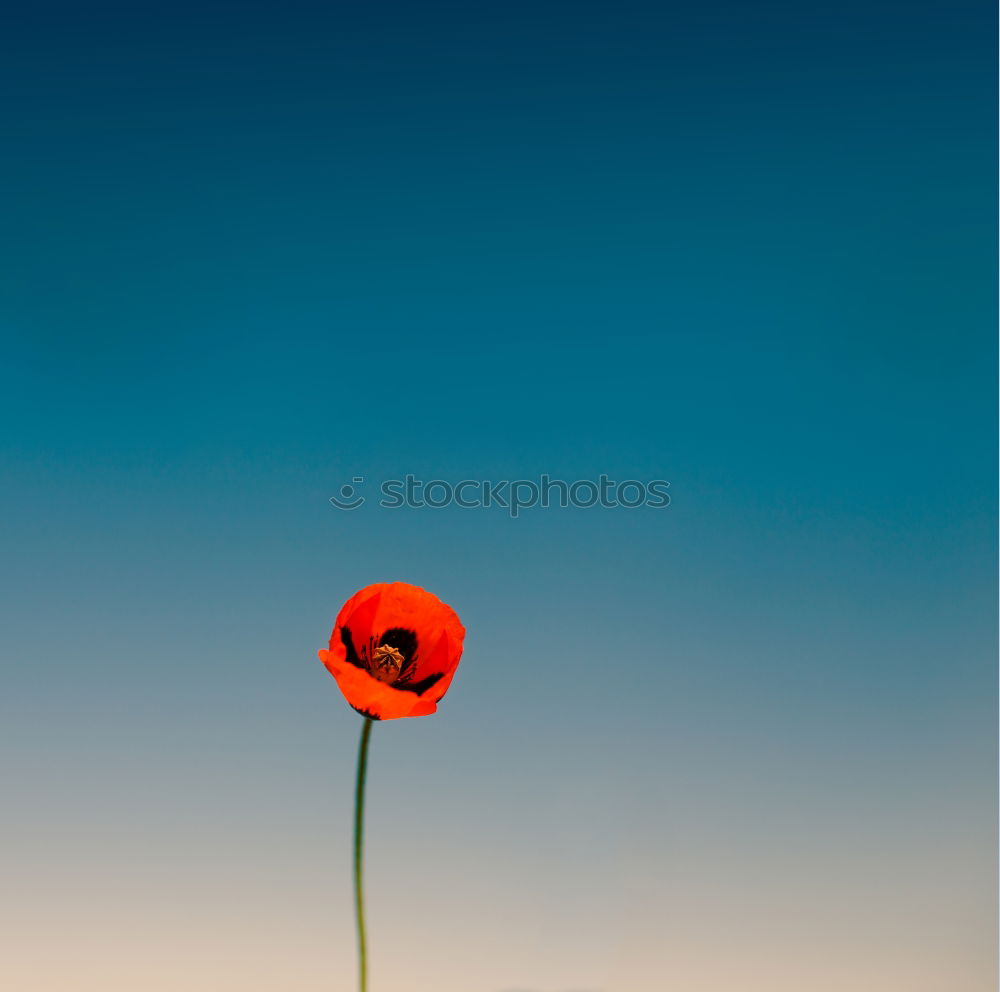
[319,649,441,720]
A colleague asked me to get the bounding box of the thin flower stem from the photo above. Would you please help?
[353,717,374,992]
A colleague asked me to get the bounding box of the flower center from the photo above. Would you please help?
[370,644,405,683]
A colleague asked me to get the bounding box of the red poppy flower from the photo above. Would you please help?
[318,582,466,720]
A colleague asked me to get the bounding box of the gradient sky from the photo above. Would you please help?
[1,2,996,991]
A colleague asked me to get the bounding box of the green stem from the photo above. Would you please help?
[353,717,374,992]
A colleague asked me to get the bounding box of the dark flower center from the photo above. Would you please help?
[340,624,444,695]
